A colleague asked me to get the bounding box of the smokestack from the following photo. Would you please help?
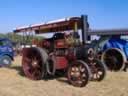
[81,15,89,44]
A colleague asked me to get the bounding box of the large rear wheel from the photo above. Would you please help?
[67,60,91,87]
[22,47,48,80]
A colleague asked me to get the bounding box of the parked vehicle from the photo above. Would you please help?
[0,38,14,67]
[94,36,128,71]
[13,15,106,87]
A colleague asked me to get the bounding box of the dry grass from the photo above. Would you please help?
[0,56,128,96]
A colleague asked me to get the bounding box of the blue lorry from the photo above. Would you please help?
[0,38,14,67]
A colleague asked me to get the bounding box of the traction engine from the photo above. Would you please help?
[14,15,106,87]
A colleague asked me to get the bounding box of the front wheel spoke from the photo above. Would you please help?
[70,71,74,75]
[79,66,85,73]
[77,80,83,84]
[77,77,85,84]
[97,70,103,75]
[81,73,86,78]
[71,73,86,82]
[92,62,96,66]
[93,74,97,79]
[71,76,78,81]
[71,66,79,72]
[96,73,100,79]
[74,67,79,72]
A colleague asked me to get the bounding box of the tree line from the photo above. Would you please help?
[0,32,45,46]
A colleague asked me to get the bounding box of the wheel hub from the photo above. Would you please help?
[71,67,81,77]
[32,61,38,67]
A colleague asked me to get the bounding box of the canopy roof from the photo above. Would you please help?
[14,17,81,34]
[14,15,128,36]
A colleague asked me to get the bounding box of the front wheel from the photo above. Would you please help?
[0,56,12,67]
[90,59,107,81]
[67,60,91,87]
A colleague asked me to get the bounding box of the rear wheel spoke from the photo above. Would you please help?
[32,69,42,77]
[24,58,32,63]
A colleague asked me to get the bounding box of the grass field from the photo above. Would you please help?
[0,56,128,96]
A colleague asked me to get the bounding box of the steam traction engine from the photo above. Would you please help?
[14,15,106,87]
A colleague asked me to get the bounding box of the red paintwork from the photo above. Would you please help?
[54,39,67,48]
[55,56,68,70]
[43,40,50,47]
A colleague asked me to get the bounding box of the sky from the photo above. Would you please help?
[0,0,128,33]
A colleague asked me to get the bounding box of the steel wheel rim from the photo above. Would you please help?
[91,60,105,81]
[68,61,89,87]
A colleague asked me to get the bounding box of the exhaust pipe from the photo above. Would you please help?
[101,48,126,71]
